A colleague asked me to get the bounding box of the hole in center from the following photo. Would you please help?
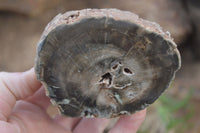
[124,68,133,74]
[112,64,118,70]
[100,72,112,85]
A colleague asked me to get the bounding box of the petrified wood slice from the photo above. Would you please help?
[35,9,181,118]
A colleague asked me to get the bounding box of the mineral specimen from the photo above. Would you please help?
[35,9,181,118]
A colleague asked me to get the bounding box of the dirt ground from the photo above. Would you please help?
[0,6,200,133]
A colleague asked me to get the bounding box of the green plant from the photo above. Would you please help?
[138,89,194,133]
[156,89,193,132]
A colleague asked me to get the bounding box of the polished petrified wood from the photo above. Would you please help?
[35,9,181,118]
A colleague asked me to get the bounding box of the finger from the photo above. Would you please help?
[73,117,110,133]
[0,68,41,121]
[9,100,71,133]
[54,116,81,131]
[109,109,146,133]
[26,86,51,111]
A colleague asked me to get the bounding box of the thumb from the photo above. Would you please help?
[0,68,41,121]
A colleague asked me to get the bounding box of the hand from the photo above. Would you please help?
[0,68,146,133]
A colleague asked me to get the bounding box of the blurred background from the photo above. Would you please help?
[0,0,199,132]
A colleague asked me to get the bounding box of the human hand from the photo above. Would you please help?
[0,68,146,133]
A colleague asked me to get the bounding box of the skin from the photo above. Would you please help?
[0,68,146,133]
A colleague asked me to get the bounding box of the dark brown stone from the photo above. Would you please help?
[35,9,181,118]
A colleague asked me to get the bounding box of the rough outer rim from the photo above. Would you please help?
[34,8,181,117]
